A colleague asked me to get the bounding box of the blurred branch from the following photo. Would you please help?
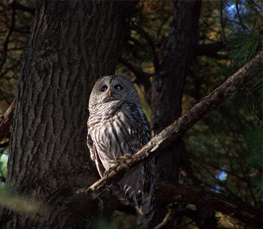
[154,204,179,229]
[220,3,234,70]
[9,0,35,15]
[128,36,144,49]
[154,204,196,229]
[131,22,160,73]
[250,0,262,10]
[235,0,250,34]
[195,42,228,59]
[244,85,263,125]
[154,183,262,228]
[0,100,15,141]
[80,51,263,201]
[0,8,16,73]
[0,176,6,183]
[0,142,9,148]
[0,187,45,216]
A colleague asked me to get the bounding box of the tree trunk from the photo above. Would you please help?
[0,1,136,228]
[151,0,202,226]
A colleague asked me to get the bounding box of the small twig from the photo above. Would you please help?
[154,204,178,229]
[176,220,194,229]
[244,84,263,125]
[249,0,262,10]
[235,0,250,34]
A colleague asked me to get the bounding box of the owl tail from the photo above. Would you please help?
[135,194,155,229]
[110,184,130,205]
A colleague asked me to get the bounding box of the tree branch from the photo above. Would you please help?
[9,0,35,15]
[154,183,262,228]
[195,42,228,59]
[0,100,15,141]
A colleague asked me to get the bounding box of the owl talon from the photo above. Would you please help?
[117,154,132,163]
[104,163,119,177]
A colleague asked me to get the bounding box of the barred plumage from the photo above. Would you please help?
[87,75,155,227]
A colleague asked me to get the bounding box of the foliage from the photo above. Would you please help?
[229,33,262,67]
[0,152,7,179]
[0,186,44,215]
[184,0,263,215]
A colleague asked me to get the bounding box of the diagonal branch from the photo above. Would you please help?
[82,51,262,199]
[235,0,250,34]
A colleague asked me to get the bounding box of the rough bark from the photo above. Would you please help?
[151,0,202,226]
[0,1,137,228]
[85,51,262,228]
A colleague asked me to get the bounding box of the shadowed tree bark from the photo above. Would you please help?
[150,0,203,226]
[0,1,137,228]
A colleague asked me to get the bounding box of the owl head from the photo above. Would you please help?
[89,75,140,109]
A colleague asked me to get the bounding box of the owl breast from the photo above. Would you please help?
[88,101,138,172]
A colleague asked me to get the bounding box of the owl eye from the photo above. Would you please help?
[101,85,108,92]
[114,85,123,91]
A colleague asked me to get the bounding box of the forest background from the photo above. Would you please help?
[0,0,262,228]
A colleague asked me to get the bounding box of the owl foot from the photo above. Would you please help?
[104,162,120,177]
[117,154,132,163]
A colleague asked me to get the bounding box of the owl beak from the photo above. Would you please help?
[108,89,112,98]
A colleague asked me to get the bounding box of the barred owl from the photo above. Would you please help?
[87,75,155,227]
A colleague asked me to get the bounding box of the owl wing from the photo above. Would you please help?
[123,103,151,151]
[87,133,105,178]
[121,103,155,225]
